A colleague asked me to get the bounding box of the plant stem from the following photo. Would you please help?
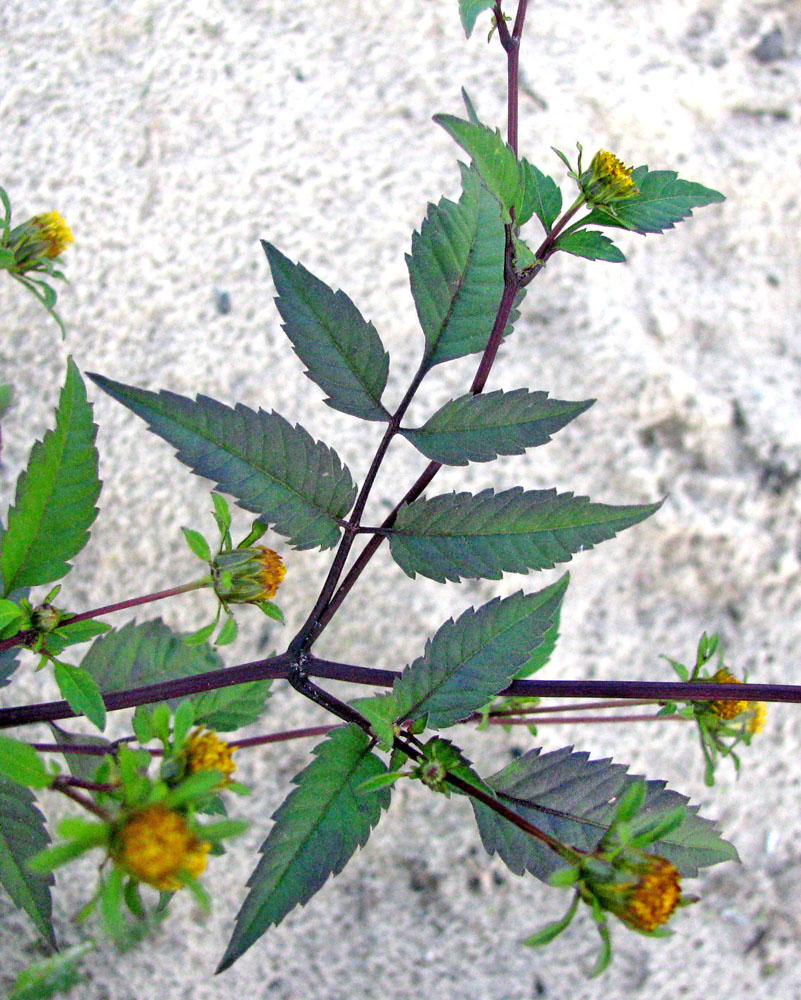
[51,779,111,821]
[0,579,209,655]
[489,713,689,726]
[488,698,661,717]
[0,650,794,730]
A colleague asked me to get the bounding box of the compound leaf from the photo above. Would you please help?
[262,242,390,422]
[401,389,592,465]
[459,0,495,36]
[89,375,356,550]
[472,746,738,882]
[218,725,390,971]
[1,359,100,593]
[556,230,626,262]
[407,165,517,367]
[392,575,568,728]
[0,777,55,948]
[578,166,725,235]
[389,487,660,583]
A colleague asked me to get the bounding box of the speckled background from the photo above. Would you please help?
[2,0,800,997]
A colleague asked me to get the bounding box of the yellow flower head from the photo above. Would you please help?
[185,727,237,784]
[746,701,768,735]
[113,804,210,891]
[31,211,74,258]
[212,545,286,604]
[615,856,682,933]
[579,149,639,205]
[708,667,748,720]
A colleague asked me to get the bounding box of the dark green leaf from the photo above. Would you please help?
[218,725,390,972]
[407,165,518,367]
[578,166,725,235]
[556,230,626,262]
[389,487,660,583]
[433,115,521,222]
[1,359,100,593]
[41,619,110,657]
[88,375,356,550]
[401,389,592,465]
[515,604,561,678]
[459,0,495,36]
[262,242,390,421]
[80,620,224,724]
[0,777,55,948]
[53,662,106,731]
[391,576,568,728]
[0,647,21,690]
[190,679,271,732]
[472,746,738,883]
[517,160,563,231]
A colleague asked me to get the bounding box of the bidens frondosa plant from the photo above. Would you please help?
[0,0,790,992]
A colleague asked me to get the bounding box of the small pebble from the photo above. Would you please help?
[751,28,785,64]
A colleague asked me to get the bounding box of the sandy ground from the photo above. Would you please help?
[1,0,801,997]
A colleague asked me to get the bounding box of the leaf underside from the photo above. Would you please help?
[1,358,100,592]
[89,374,356,550]
[0,777,55,948]
[579,166,725,235]
[389,487,660,582]
[262,242,390,421]
[218,725,390,972]
[402,389,592,465]
[391,575,569,728]
[472,746,738,882]
[79,619,269,729]
[407,164,520,367]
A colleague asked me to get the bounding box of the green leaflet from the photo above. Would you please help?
[514,604,561,677]
[401,389,593,465]
[518,160,563,232]
[391,575,569,728]
[9,939,95,999]
[434,115,521,223]
[389,487,660,583]
[459,0,495,36]
[432,115,560,233]
[576,165,725,235]
[0,777,56,948]
[1,359,100,592]
[79,620,270,731]
[555,230,625,263]
[218,725,390,972]
[262,242,390,422]
[472,746,738,882]
[407,164,518,367]
[89,375,356,550]
[0,736,50,789]
[53,662,106,732]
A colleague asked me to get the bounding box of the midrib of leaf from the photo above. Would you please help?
[424,208,477,368]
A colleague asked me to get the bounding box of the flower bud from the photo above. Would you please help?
[582,850,682,933]
[8,211,73,270]
[30,603,62,633]
[707,667,748,720]
[211,545,285,604]
[579,150,638,206]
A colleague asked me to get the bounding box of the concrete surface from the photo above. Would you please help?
[1,0,800,997]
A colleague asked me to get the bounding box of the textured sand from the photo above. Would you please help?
[2,1,801,997]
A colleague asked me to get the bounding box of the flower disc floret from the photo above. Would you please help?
[186,727,237,784]
[708,667,748,720]
[113,804,210,891]
[746,701,768,734]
